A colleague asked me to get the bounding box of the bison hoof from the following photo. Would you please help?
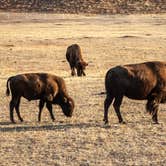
[20,119,24,122]
[103,119,108,124]
[152,121,159,124]
[11,121,16,124]
[103,118,106,121]
[71,72,76,76]
[119,121,126,124]
[105,121,108,124]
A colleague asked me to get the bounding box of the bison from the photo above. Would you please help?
[6,73,74,123]
[66,44,88,76]
[103,61,166,124]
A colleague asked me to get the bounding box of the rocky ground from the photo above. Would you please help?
[0,0,165,14]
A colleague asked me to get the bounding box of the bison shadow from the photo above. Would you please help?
[0,122,106,133]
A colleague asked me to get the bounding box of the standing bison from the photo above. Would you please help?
[6,73,74,123]
[104,61,166,124]
[66,44,88,76]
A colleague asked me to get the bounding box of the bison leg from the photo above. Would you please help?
[9,100,15,123]
[146,99,159,124]
[71,68,76,76]
[113,96,124,124]
[82,71,86,76]
[70,65,76,76]
[15,97,23,122]
[146,93,161,124]
[9,96,20,123]
[76,68,82,77]
[46,102,55,121]
[152,108,159,124]
[103,95,114,124]
[38,100,45,122]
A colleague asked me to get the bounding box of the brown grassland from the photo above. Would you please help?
[0,12,166,165]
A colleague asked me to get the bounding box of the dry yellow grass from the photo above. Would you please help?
[0,12,166,166]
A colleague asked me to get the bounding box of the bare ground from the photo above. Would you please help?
[0,12,166,166]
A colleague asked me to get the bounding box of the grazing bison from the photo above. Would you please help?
[6,73,74,123]
[104,61,166,124]
[66,44,88,76]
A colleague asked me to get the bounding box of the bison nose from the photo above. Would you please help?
[68,112,73,117]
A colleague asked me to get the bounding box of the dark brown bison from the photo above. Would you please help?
[104,61,166,124]
[6,73,74,123]
[66,44,88,76]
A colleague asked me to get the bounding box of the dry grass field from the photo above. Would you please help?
[0,12,166,165]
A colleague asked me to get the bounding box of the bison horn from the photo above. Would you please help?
[68,97,75,108]
[64,97,68,103]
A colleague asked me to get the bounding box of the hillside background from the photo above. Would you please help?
[0,0,165,14]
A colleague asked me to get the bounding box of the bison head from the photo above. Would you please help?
[76,61,88,76]
[60,97,74,117]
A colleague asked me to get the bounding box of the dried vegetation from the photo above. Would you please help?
[0,12,166,165]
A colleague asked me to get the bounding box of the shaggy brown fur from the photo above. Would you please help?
[104,61,166,124]
[6,73,74,123]
[66,44,88,76]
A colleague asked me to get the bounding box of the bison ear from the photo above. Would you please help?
[82,61,88,66]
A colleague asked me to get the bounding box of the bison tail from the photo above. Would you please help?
[99,91,106,95]
[6,77,11,96]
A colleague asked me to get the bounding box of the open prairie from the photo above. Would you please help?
[0,12,166,165]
